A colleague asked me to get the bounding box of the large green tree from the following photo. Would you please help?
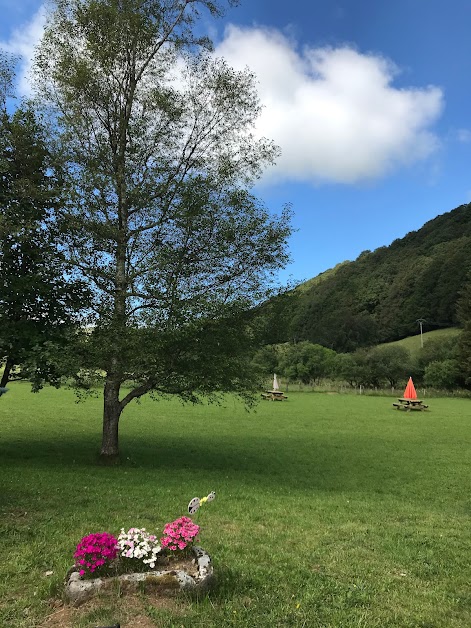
[0,54,88,389]
[34,0,292,458]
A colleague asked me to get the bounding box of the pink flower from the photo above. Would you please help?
[160,517,199,554]
[74,532,118,577]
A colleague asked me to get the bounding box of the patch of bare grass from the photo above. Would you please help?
[41,590,185,628]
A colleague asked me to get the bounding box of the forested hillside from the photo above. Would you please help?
[275,203,471,352]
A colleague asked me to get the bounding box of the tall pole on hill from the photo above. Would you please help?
[416,319,426,348]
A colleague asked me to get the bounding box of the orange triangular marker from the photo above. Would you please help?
[403,377,417,399]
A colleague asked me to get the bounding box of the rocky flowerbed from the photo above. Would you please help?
[65,493,216,605]
[66,546,213,605]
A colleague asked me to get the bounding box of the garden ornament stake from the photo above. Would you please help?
[188,491,216,514]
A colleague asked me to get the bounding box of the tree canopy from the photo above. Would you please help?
[33,0,292,457]
[0,54,89,389]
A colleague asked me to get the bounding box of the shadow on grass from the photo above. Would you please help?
[0,431,426,494]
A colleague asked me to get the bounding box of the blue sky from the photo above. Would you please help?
[1,0,471,285]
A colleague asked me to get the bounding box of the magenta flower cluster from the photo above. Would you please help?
[74,532,118,576]
[161,516,200,551]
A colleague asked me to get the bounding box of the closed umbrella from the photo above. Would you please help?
[403,377,417,399]
[273,373,279,391]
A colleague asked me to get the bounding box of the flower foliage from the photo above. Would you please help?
[161,516,200,552]
[74,532,118,576]
[117,527,161,569]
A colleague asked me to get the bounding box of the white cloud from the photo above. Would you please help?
[0,5,46,97]
[215,26,444,184]
[0,14,444,185]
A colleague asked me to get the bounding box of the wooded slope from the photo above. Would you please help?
[282,203,471,352]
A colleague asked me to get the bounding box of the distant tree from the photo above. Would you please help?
[34,0,292,459]
[424,359,460,390]
[365,345,411,388]
[332,353,361,387]
[335,349,372,387]
[279,341,336,385]
[332,347,409,389]
[0,55,88,389]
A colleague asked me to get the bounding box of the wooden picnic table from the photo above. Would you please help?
[261,390,288,401]
[393,398,429,411]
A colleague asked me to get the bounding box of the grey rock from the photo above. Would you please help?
[66,547,213,605]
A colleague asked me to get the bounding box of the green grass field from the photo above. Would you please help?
[379,327,462,358]
[1,383,470,627]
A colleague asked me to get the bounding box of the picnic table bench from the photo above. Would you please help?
[393,398,429,411]
[261,390,288,401]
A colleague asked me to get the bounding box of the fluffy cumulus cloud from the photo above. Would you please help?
[2,13,444,186]
[0,5,46,97]
[215,26,444,184]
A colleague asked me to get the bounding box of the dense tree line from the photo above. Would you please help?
[253,333,466,391]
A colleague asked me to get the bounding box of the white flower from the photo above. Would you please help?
[117,527,161,569]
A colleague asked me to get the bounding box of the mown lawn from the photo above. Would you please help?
[1,383,470,627]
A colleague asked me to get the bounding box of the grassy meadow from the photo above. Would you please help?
[1,383,471,627]
[379,327,462,358]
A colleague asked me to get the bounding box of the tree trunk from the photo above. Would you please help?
[100,377,123,459]
[0,357,14,388]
